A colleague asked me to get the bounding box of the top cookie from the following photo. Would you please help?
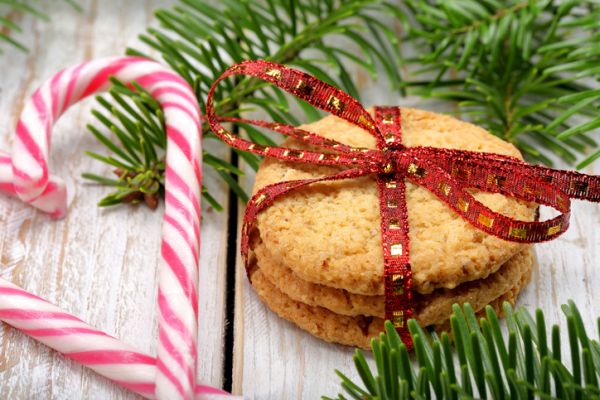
[252,108,537,295]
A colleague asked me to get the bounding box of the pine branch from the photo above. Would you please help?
[325,301,600,400]
[397,0,600,168]
[0,1,79,54]
[84,0,403,209]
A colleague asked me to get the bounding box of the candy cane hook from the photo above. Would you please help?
[0,56,234,400]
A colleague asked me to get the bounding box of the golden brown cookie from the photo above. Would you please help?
[248,248,533,349]
[252,108,537,295]
[254,240,532,319]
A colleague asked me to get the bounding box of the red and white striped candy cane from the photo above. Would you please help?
[0,56,233,400]
[0,280,230,399]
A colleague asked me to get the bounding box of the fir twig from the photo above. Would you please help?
[325,301,600,400]
[397,0,600,168]
[0,1,78,54]
[84,0,403,209]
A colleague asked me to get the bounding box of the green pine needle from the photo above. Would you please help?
[83,0,403,209]
[0,1,78,54]
[326,300,600,400]
[397,0,600,167]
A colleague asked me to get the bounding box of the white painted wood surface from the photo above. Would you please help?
[1,2,599,400]
[0,1,229,399]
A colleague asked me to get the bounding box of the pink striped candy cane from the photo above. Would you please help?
[0,280,232,399]
[0,56,235,400]
[0,151,66,217]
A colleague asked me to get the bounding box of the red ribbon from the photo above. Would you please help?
[206,60,600,348]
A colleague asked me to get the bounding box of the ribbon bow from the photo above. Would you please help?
[206,60,600,347]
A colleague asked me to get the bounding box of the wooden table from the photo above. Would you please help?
[1,2,599,399]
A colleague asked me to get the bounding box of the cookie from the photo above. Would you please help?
[248,248,533,349]
[253,240,532,320]
[252,108,537,295]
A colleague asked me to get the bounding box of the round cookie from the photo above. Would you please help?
[252,108,537,295]
[253,240,532,319]
[248,248,533,349]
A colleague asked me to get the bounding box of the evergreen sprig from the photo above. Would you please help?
[397,0,600,168]
[0,0,79,54]
[325,301,600,400]
[84,0,402,209]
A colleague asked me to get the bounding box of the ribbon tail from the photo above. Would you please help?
[411,159,570,243]
[429,148,600,202]
[373,106,413,348]
[376,171,413,349]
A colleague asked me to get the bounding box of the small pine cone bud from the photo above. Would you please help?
[121,191,143,204]
[144,193,159,210]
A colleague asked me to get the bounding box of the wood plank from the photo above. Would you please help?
[232,36,600,400]
[0,1,230,398]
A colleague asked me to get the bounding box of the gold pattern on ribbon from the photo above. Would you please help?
[386,181,397,189]
[557,195,568,212]
[571,180,589,193]
[390,243,403,256]
[509,226,528,239]
[382,113,394,124]
[295,79,314,96]
[439,182,451,196]
[283,150,305,159]
[457,198,469,212]
[358,114,374,129]
[389,219,400,229]
[223,131,236,142]
[392,274,404,295]
[265,68,282,79]
[318,153,341,162]
[547,224,561,235]
[523,184,541,196]
[407,163,427,178]
[392,310,405,328]
[478,213,494,228]
[452,166,471,180]
[387,199,398,208]
[255,194,267,206]
[487,174,507,187]
[327,95,345,112]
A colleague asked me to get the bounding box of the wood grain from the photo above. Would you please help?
[0,1,230,399]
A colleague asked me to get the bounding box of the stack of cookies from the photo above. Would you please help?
[246,108,537,349]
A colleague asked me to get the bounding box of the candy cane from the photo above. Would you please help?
[0,280,230,399]
[0,56,234,399]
